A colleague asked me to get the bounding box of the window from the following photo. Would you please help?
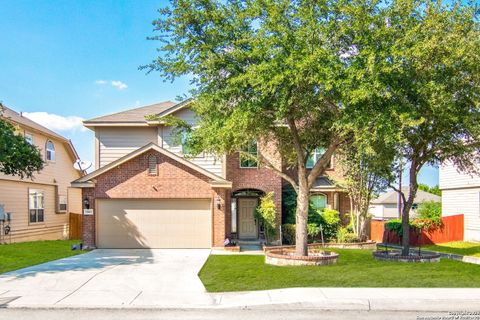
[29,189,44,223]
[240,141,258,168]
[310,194,327,211]
[25,133,33,145]
[148,155,157,175]
[306,148,332,169]
[46,140,55,161]
[231,198,237,233]
[181,130,192,156]
[58,195,67,212]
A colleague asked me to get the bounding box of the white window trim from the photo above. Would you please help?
[25,132,34,145]
[239,141,258,168]
[29,189,45,224]
[306,148,333,169]
[58,194,68,213]
[46,140,55,162]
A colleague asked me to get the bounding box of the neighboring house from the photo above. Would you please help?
[0,106,83,243]
[440,159,480,242]
[72,100,350,249]
[370,187,441,220]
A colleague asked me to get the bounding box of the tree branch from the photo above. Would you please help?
[259,150,299,191]
[388,183,407,206]
[307,138,342,188]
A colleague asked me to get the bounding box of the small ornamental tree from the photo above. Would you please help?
[0,103,43,179]
[145,0,401,256]
[255,192,277,244]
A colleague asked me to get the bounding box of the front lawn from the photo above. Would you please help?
[0,240,84,274]
[422,241,480,257]
[199,249,480,292]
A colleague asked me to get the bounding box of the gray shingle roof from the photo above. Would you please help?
[83,101,177,124]
[371,187,441,204]
[1,105,69,142]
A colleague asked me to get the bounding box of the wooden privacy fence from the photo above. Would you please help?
[370,214,464,245]
[69,212,83,240]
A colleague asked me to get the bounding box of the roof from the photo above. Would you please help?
[310,176,342,192]
[1,104,82,164]
[1,104,70,143]
[371,187,441,204]
[72,142,232,188]
[83,99,193,127]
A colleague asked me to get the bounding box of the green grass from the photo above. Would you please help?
[0,240,85,274]
[422,241,480,257]
[198,249,480,292]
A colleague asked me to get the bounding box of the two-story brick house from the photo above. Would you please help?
[72,100,349,249]
[0,105,83,243]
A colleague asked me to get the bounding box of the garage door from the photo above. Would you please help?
[96,199,211,248]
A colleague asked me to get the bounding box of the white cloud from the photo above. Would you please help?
[111,80,128,90]
[94,79,128,90]
[23,112,87,132]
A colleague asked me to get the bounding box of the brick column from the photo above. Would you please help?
[82,188,96,249]
[212,188,227,248]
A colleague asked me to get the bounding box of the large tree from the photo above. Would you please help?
[379,1,480,256]
[0,103,43,179]
[145,0,396,256]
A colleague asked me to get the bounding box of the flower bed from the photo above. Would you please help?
[265,241,376,251]
[265,247,339,266]
[372,249,440,263]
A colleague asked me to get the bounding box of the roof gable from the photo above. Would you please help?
[72,142,231,188]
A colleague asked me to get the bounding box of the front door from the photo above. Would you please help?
[238,198,258,239]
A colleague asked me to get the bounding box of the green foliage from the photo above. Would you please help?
[0,106,43,179]
[418,184,442,197]
[282,185,297,225]
[307,223,321,243]
[336,227,360,243]
[255,192,277,243]
[321,209,340,226]
[385,217,443,238]
[281,224,296,245]
[417,201,442,222]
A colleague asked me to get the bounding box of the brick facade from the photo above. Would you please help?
[225,139,283,242]
[81,149,228,248]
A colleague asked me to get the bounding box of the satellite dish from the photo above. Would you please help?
[74,159,92,171]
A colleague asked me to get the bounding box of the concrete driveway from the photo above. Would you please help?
[0,249,212,307]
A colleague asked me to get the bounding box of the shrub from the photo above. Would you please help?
[307,223,321,243]
[282,224,296,245]
[417,201,442,222]
[385,217,442,238]
[321,208,341,225]
[255,192,277,244]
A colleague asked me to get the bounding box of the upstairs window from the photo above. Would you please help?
[148,155,157,175]
[25,133,33,145]
[240,141,258,168]
[310,194,327,211]
[29,189,44,223]
[181,130,192,156]
[46,140,55,161]
[306,148,332,169]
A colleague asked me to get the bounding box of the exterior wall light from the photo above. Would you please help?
[215,195,222,209]
[83,196,90,209]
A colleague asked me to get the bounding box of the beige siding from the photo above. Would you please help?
[160,108,223,177]
[0,126,82,243]
[440,160,480,190]
[442,188,480,242]
[97,127,157,167]
[0,181,69,243]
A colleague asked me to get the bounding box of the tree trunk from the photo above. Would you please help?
[401,162,419,256]
[295,183,310,256]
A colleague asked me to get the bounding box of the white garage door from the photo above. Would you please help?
[96,199,212,248]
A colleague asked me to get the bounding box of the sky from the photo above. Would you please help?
[0,0,439,186]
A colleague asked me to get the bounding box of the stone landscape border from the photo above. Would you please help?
[265,247,339,266]
[372,249,441,263]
